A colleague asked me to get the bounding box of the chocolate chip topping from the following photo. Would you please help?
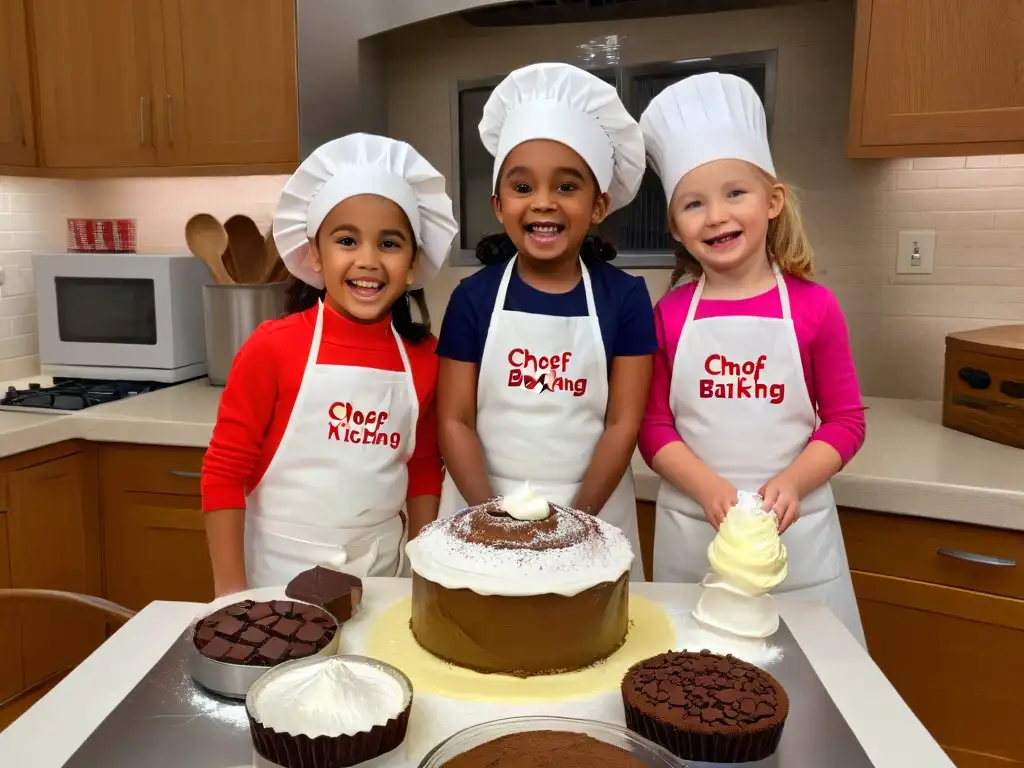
[193,599,337,667]
[622,651,788,731]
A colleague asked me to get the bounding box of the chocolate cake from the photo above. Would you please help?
[286,566,363,622]
[621,650,788,763]
[405,486,634,676]
[440,731,647,767]
[193,599,337,666]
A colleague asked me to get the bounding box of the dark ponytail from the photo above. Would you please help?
[284,275,325,315]
[474,233,618,265]
[391,288,431,343]
[284,275,430,343]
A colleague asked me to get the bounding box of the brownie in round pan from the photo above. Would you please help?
[621,650,788,763]
[441,730,647,767]
[406,499,634,676]
[193,599,337,666]
[247,655,413,768]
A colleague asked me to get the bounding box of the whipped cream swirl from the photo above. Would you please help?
[252,658,408,738]
[500,482,550,521]
[706,491,788,595]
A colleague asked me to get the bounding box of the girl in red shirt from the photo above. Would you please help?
[201,133,458,597]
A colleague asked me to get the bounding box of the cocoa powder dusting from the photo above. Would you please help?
[441,731,647,767]
[453,504,601,551]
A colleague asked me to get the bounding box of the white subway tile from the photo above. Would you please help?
[936,168,1024,188]
[895,171,938,190]
[911,157,966,170]
[965,156,1003,169]
[993,211,1024,229]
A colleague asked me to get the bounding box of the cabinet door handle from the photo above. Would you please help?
[937,548,1015,567]
[139,96,146,145]
[12,93,25,146]
[166,94,174,145]
[170,470,201,479]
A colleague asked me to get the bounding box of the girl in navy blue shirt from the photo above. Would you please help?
[434,62,657,579]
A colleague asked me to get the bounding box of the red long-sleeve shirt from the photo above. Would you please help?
[201,303,442,513]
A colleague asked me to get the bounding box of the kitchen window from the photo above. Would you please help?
[449,50,777,268]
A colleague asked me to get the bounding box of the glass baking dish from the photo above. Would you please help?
[417,715,688,767]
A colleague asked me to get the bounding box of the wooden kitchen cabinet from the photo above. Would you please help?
[29,0,164,169]
[841,507,1024,768]
[847,0,1024,158]
[99,444,214,610]
[0,511,22,703]
[0,0,35,168]
[0,442,105,691]
[25,0,297,174]
[160,0,299,167]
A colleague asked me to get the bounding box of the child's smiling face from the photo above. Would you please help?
[491,139,611,264]
[669,158,785,276]
[309,194,417,323]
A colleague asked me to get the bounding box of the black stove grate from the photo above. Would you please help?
[0,378,174,411]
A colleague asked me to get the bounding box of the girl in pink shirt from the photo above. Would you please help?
[638,72,866,645]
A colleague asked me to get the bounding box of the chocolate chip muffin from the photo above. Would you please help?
[621,650,788,763]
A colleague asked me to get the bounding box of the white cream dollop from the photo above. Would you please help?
[706,491,788,595]
[252,658,407,738]
[500,482,550,521]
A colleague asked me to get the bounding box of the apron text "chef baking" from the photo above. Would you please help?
[439,256,645,581]
[653,265,865,644]
[245,301,414,587]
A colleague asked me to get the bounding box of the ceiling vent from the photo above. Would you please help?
[461,0,814,27]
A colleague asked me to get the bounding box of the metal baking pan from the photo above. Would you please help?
[186,600,341,700]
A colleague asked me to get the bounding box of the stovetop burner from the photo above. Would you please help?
[0,378,174,411]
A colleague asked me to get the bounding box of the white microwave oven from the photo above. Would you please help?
[33,252,213,382]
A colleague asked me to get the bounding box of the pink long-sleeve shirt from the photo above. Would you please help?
[638,275,866,468]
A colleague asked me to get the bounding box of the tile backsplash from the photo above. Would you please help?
[1,0,1022,400]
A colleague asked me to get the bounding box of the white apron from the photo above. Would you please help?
[653,266,864,644]
[439,256,645,581]
[244,301,415,587]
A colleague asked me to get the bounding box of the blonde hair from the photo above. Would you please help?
[669,180,815,287]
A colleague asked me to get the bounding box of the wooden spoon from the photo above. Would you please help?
[184,214,234,285]
[224,215,268,284]
[260,227,290,283]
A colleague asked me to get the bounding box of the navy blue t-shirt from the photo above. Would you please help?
[436,257,658,364]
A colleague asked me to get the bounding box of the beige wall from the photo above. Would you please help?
[380,0,1024,400]
[0,0,1022,398]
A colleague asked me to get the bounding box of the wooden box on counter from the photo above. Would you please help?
[942,325,1024,449]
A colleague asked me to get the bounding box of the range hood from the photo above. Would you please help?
[294,0,512,159]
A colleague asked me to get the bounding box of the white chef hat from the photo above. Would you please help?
[478,62,645,213]
[640,72,775,202]
[273,133,458,290]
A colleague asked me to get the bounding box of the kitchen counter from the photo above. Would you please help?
[1,379,1022,531]
[0,580,952,768]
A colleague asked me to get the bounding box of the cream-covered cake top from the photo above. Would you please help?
[250,657,409,738]
[405,483,634,596]
[706,490,788,595]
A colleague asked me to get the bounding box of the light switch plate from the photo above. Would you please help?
[896,230,935,275]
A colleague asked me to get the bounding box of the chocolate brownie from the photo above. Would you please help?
[193,599,337,667]
[285,566,363,622]
[621,650,788,763]
[441,731,647,767]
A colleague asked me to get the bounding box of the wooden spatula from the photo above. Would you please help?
[224,215,269,284]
